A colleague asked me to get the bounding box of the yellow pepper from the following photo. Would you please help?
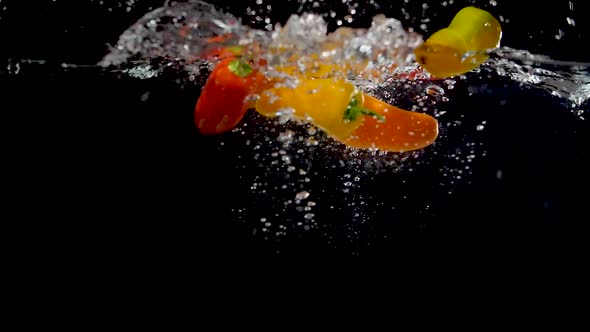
[256,78,382,141]
[414,6,502,78]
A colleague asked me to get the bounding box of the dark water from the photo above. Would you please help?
[3,0,589,328]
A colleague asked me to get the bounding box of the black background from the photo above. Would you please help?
[2,0,589,328]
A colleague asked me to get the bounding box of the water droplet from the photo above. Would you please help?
[140,91,150,102]
[566,17,576,26]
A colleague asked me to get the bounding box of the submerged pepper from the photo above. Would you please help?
[414,6,502,78]
[194,57,265,134]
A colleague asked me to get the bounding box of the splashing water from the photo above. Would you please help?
[488,47,590,117]
[99,0,248,66]
[98,1,424,82]
[97,1,590,113]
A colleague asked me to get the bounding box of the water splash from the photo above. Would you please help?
[99,0,249,66]
[97,1,590,118]
[488,46,590,114]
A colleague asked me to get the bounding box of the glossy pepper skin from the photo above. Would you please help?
[342,94,439,152]
[194,57,265,135]
[414,6,502,78]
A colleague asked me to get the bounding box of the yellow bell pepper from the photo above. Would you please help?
[414,6,502,78]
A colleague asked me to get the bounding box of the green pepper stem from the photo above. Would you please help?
[228,58,253,77]
[344,95,385,122]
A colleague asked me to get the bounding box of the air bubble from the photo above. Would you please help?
[295,191,311,200]
[425,85,445,96]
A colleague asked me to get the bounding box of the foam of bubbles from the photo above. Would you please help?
[121,64,160,79]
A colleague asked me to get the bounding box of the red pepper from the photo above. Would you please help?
[194,57,265,135]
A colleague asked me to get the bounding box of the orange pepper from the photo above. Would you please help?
[343,94,439,151]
